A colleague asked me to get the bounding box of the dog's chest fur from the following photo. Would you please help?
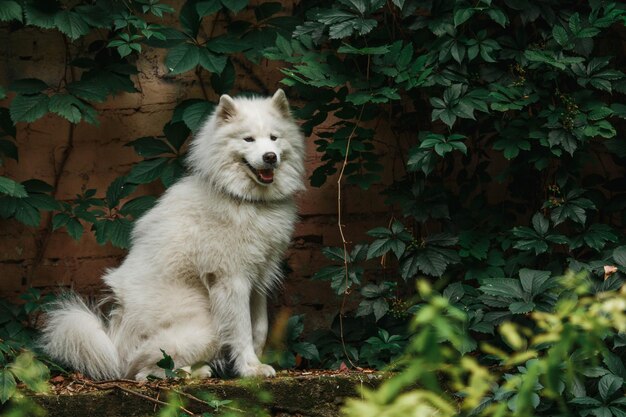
[132,176,297,285]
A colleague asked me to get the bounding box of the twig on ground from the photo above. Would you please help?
[75,377,198,416]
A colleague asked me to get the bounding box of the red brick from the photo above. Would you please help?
[0,264,26,294]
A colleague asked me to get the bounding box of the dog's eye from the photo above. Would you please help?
[270,134,278,141]
[243,137,255,142]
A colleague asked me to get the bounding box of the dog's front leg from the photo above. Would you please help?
[211,277,276,377]
[250,289,268,357]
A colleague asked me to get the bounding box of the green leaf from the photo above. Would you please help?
[67,80,108,103]
[552,25,569,46]
[578,224,618,251]
[311,265,344,281]
[165,43,200,75]
[337,44,390,55]
[9,78,48,94]
[108,218,133,248]
[54,10,90,40]
[0,177,27,197]
[401,246,459,278]
[598,374,623,401]
[407,148,436,176]
[292,342,320,361]
[26,194,60,211]
[479,278,524,299]
[221,0,248,13]
[0,0,22,22]
[509,301,535,314]
[211,59,235,94]
[570,397,602,406]
[206,35,249,53]
[366,238,392,259]
[52,213,70,231]
[0,370,16,404]
[198,48,227,74]
[322,246,346,262]
[453,8,474,27]
[9,94,50,123]
[66,218,83,240]
[119,196,157,218]
[105,176,137,208]
[613,246,626,268]
[196,0,222,16]
[519,269,552,296]
[126,137,173,157]
[603,351,626,379]
[532,213,549,235]
[163,121,190,151]
[157,349,175,370]
[24,1,58,28]
[372,298,389,321]
[160,159,185,188]
[14,200,41,226]
[179,0,200,37]
[126,158,169,184]
[425,233,458,247]
[486,8,508,27]
[182,102,215,132]
[367,227,393,238]
[550,202,587,226]
[48,94,83,123]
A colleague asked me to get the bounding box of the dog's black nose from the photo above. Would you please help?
[263,152,277,164]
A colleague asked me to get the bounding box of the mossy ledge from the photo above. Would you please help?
[32,372,387,417]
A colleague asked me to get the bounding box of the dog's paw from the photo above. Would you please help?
[190,364,213,379]
[239,363,276,378]
[134,367,164,381]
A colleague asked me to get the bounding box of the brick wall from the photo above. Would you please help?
[0,16,394,330]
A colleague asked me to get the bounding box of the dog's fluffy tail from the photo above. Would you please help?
[39,294,122,380]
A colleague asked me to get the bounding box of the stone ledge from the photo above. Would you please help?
[33,371,387,417]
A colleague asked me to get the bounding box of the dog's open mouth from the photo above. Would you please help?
[243,159,274,184]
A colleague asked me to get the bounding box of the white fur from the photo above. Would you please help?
[40,90,305,380]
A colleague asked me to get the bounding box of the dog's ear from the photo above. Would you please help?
[271,89,290,117]
[216,94,237,122]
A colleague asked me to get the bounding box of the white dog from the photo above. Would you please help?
[40,90,305,380]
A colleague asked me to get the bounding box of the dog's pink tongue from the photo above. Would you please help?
[259,169,274,181]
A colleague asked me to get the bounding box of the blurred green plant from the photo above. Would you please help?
[0,290,52,414]
[343,273,626,417]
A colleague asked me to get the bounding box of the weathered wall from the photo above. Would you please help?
[0,8,394,330]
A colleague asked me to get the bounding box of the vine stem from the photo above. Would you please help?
[336,104,365,369]
[26,34,77,287]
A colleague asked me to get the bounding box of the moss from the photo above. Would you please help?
[34,372,387,417]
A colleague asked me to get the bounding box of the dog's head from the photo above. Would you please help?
[188,90,306,202]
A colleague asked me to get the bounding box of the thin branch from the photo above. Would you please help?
[77,378,198,416]
[195,67,210,101]
[336,104,366,369]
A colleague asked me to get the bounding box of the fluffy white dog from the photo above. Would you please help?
[40,90,305,380]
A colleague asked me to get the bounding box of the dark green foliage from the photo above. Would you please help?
[265,315,319,369]
[266,0,626,414]
[0,291,54,405]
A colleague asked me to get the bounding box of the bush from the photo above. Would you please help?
[343,274,626,417]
